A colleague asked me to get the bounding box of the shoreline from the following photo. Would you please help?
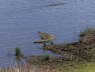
[43,29,95,61]
[1,28,95,72]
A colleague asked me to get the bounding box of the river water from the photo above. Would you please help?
[0,0,95,68]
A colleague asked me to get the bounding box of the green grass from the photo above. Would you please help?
[15,47,21,57]
[78,62,95,72]
[60,62,95,72]
[41,54,50,61]
[0,60,95,72]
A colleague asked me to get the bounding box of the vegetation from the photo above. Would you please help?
[1,29,95,72]
[80,28,95,37]
[43,29,95,61]
[15,47,22,57]
[0,57,95,72]
[41,54,50,61]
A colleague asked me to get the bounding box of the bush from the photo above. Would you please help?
[41,54,50,61]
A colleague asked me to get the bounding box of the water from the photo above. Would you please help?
[0,0,95,67]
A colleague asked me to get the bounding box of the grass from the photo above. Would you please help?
[78,62,95,72]
[1,29,95,72]
[42,28,95,72]
[0,57,95,72]
[79,63,95,72]
[80,28,95,37]
[15,47,21,57]
[55,61,95,72]
[40,54,50,61]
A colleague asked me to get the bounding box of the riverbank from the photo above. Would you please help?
[1,29,95,72]
[1,56,95,72]
[43,29,95,61]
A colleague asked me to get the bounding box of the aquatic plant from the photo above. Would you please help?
[15,47,22,57]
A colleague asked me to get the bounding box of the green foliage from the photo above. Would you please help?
[41,54,50,61]
[15,47,21,57]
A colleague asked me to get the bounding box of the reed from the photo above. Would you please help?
[15,47,22,57]
[0,63,32,72]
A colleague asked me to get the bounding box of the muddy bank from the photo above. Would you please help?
[1,29,95,72]
[1,56,79,72]
[1,55,95,72]
[43,29,95,61]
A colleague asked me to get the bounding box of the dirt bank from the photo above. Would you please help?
[43,29,95,61]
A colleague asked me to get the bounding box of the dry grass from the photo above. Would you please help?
[1,29,95,72]
[0,57,95,72]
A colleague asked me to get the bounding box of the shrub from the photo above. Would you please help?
[41,54,50,61]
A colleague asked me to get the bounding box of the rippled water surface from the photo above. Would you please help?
[0,0,95,67]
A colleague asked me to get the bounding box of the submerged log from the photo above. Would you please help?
[47,3,64,7]
[33,40,52,44]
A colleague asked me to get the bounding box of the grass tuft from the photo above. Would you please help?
[41,54,50,61]
[80,28,95,37]
[15,47,21,57]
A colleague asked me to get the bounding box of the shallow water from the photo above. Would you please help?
[0,0,95,67]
